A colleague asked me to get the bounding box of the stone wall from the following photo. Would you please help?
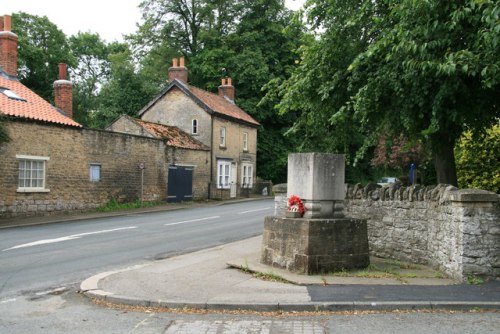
[344,183,499,281]
[272,183,499,281]
[0,121,210,219]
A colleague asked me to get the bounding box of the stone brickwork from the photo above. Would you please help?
[344,183,500,281]
[141,88,213,147]
[212,116,257,190]
[0,121,210,219]
[261,216,369,274]
[165,146,210,199]
[140,86,258,198]
[262,153,369,275]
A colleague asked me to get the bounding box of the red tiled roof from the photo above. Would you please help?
[0,75,81,127]
[134,118,209,151]
[188,85,260,127]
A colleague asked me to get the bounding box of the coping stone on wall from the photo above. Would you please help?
[272,183,287,194]
[447,189,499,203]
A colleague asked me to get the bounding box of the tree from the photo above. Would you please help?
[273,0,382,182]
[132,0,306,182]
[455,125,500,193]
[12,12,74,102]
[91,43,158,128]
[348,0,500,185]
[69,32,111,125]
[275,0,500,185]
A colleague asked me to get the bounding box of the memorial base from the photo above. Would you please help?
[261,216,370,274]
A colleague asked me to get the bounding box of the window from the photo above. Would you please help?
[241,163,253,188]
[220,127,226,147]
[89,164,101,182]
[243,132,248,151]
[192,119,198,135]
[0,87,27,102]
[217,160,231,189]
[16,155,49,192]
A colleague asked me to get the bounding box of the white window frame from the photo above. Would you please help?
[16,154,50,192]
[241,163,253,188]
[89,163,101,182]
[192,119,198,135]
[217,160,231,189]
[220,127,226,147]
[243,132,248,151]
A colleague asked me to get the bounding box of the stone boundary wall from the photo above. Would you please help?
[0,121,210,219]
[273,183,499,281]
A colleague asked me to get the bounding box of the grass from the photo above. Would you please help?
[466,274,485,285]
[252,271,289,283]
[96,198,162,212]
[327,258,442,282]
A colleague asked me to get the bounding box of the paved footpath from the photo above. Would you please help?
[81,236,500,312]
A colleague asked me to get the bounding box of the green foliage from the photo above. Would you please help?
[271,0,379,182]
[133,0,305,182]
[69,32,111,125]
[90,45,159,129]
[466,274,485,285]
[97,198,161,212]
[455,125,500,193]
[274,0,499,185]
[348,0,500,185]
[12,12,74,102]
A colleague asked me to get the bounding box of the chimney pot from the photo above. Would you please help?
[54,63,73,119]
[58,63,67,80]
[218,77,235,101]
[3,15,11,32]
[168,56,188,83]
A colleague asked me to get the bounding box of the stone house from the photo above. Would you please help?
[108,58,260,199]
[0,15,210,218]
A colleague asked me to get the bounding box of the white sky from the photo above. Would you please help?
[2,0,306,43]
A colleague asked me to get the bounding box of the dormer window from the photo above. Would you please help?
[192,119,198,135]
[0,87,27,102]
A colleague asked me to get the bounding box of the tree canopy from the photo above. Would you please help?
[274,0,499,185]
[12,12,74,102]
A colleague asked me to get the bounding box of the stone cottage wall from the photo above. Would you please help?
[344,183,499,281]
[0,121,210,219]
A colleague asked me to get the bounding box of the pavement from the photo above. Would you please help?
[2,199,499,312]
[80,235,500,312]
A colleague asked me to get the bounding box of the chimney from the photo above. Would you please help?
[218,77,235,101]
[0,15,18,77]
[168,56,188,83]
[54,63,73,119]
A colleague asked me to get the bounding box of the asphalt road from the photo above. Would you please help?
[0,199,273,299]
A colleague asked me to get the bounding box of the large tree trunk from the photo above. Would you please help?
[432,134,458,186]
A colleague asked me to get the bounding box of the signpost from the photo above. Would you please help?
[138,163,145,207]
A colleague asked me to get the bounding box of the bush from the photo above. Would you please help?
[455,125,499,193]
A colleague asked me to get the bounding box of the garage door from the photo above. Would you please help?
[167,165,193,202]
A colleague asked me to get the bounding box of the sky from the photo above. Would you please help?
[2,0,306,43]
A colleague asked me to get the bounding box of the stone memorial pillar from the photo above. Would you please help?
[261,153,370,274]
[287,153,345,218]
